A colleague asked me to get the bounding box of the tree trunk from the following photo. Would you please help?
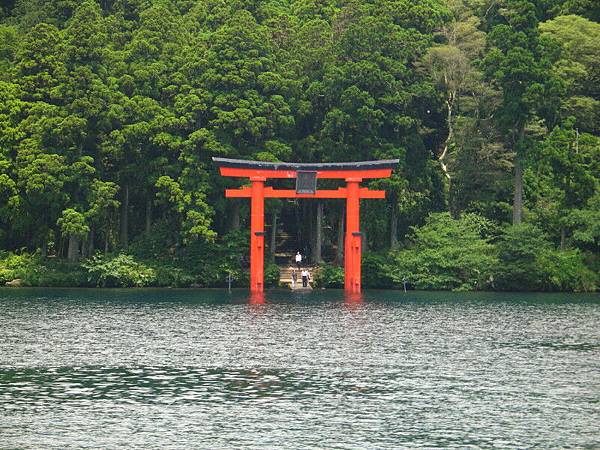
[315,201,323,264]
[335,208,344,265]
[512,126,525,225]
[305,201,313,260]
[41,240,48,259]
[295,201,302,252]
[57,234,64,258]
[6,225,12,254]
[270,209,278,263]
[120,183,129,249]
[560,227,566,251]
[512,157,523,225]
[145,198,152,237]
[449,178,460,219]
[104,220,110,254]
[229,201,240,231]
[67,235,79,262]
[439,92,454,181]
[88,227,95,257]
[390,200,398,250]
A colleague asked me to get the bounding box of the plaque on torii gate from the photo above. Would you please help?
[213,157,399,294]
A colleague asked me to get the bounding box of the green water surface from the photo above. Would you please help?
[0,288,599,449]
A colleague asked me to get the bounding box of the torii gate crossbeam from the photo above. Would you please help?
[213,157,399,294]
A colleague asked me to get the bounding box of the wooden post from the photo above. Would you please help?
[315,201,323,264]
[345,178,361,294]
[270,209,277,263]
[250,177,265,293]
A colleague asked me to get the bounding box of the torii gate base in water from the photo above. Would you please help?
[213,158,399,294]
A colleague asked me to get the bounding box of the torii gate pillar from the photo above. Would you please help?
[213,158,399,294]
[345,179,361,294]
[250,177,265,293]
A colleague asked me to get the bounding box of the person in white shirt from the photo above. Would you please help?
[295,251,302,268]
[301,268,310,287]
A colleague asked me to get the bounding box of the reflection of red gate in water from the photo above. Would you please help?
[213,158,399,294]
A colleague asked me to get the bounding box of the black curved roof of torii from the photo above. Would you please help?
[212,157,400,171]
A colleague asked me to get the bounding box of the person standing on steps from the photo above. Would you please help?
[291,269,298,288]
[295,251,302,269]
[301,268,310,288]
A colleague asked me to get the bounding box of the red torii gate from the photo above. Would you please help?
[213,157,399,294]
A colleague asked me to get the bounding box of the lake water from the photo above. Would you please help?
[0,288,599,449]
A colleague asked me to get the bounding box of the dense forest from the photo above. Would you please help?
[0,0,598,290]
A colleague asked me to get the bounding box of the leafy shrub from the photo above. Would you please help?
[0,251,36,284]
[569,193,600,251]
[82,254,156,287]
[0,252,88,287]
[264,263,280,287]
[362,252,395,288]
[174,230,248,287]
[313,264,344,288]
[537,248,598,292]
[21,260,88,287]
[128,219,179,259]
[153,265,197,288]
[495,224,598,292]
[494,224,551,291]
[129,230,250,287]
[389,212,498,290]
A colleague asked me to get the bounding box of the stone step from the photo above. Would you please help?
[278,265,317,289]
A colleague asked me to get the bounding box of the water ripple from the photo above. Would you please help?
[0,288,599,449]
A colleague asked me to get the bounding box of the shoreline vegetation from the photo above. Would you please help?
[1,213,597,291]
[0,1,598,292]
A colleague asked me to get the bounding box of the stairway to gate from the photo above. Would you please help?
[272,215,299,266]
[274,225,305,288]
[279,266,294,288]
[271,204,317,289]
[278,265,315,290]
